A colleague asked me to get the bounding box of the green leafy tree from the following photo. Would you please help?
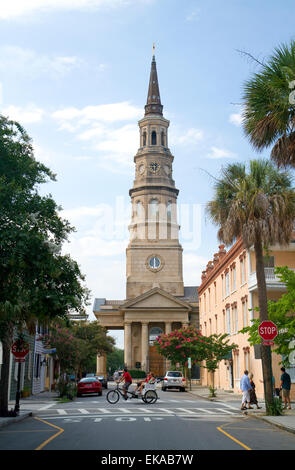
[241,266,295,365]
[72,321,115,377]
[242,41,295,168]
[106,348,124,375]
[206,159,295,413]
[0,115,90,415]
[204,334,238,396]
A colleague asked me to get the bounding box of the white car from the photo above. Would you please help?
[162,371,186,392]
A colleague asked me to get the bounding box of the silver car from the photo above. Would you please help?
[162,371,186,392]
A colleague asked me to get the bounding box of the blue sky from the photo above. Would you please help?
[1,0,294,348]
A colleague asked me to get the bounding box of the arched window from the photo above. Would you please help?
[143,131,147,146]
[136,201,142,217]
[167,201,172,217]
[161,131,165,146]
[151,131,157,145]
[149,199,159,217]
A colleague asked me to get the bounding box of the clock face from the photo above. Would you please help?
[149,256,161,269]
[138,164,145,175]
[164,165,170,175]
[149,162,160,173]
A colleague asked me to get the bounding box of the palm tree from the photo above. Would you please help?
[242,41,295,167]
[207,159,295,412]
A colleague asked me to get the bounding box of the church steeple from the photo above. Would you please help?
[144,45,163,116]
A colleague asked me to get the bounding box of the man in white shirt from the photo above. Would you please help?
[240,370,253,410]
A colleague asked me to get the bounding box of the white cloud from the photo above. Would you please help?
[186,7,200,22]
[0,46,82,79]
[2,104,45,123]
[229,112,243,127]
[52,102,142,125]
[170,127,203,146]
[0,0,150,19]
[183,252,208,286]
[207,146,237,160]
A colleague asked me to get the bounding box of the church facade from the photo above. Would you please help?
[93,52,199,376]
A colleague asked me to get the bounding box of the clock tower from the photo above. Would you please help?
[126,51,184,299]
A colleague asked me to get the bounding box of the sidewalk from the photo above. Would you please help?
[0,391,58,429]
[188,384,295,435]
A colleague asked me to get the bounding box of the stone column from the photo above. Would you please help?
[165,322,172,370]
[182,321,189,329]
[141,322,149,372]
[124,322,132,369]
[96,354,106,376]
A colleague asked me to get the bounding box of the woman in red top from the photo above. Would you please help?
[119,368,132,400]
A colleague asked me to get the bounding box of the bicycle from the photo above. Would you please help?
[106,382,158,404]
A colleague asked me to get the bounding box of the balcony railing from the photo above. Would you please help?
[248,267,294,291]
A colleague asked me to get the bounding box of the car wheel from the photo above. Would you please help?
[98,391,102,396]
[180,388,185,392]
[77,393,81,397]
[162,387,166,391]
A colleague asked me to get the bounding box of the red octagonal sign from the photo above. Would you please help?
[11,340,30,359]
[259,321,277,344]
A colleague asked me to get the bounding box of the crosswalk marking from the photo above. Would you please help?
[194,408,215,414]
[39,404,55,411]
[157,408,175,414]
[78,409,90,414]
[176,408,196,414]
[137,408,153,413]
[57,409,67,415]
[215,408,234,415]
[97,408,111,413]
[118,408,132,413]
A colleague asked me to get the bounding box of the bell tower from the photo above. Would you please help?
[126,48,184,299]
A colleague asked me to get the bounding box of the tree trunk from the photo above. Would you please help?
[254,237,274,413]
[0,332,12,416]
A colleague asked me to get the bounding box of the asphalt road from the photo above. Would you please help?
[1,387,295,451]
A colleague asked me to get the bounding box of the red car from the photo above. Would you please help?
[77,377,102,397]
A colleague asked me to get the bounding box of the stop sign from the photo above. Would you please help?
[259,321,277,342]
[11,340,30,359]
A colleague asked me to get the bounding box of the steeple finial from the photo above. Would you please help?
[144,46,163,116]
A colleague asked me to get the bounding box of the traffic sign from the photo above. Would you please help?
[258,321,277,346]
[11,340,30,359]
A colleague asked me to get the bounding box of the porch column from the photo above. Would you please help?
[141,322,149,372]
[124,322,132,369]
[96,354,106,376]
[165,322,172,335]
[165,322,172,370]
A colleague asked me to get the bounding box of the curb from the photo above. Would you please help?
[0,412,33,429]
[248,412,295,436]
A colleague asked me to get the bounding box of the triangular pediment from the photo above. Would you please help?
[121,288,191,310]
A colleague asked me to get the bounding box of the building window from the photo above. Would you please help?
[167,201,172,217]
[221,275,224,299]
[232,305,238,333]
[235,354,240,381]
[244,350,250,371]
[263,255,275,268]
[149,199,158,217]
[232,266,236,292]
[161,131,165,146]
[151,131,157,145]
[226,308,231,335]
[208,288,211,312]
[241,259,245,285]
[136,201,142,217]
[214,282,217,305]
[225,272,230,297]
[209,319,212,335]
[143,131,147,146]
[242,301,248,327]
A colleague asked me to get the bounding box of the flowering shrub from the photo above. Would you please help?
[154,326,210,367]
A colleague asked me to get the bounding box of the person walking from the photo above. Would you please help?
[240,370,253,410]
[280,367,292,409]
[248,373,262,409]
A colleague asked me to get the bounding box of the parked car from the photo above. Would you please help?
[162,371,186,392]
[96,375,108,389]
[77,377,102,397]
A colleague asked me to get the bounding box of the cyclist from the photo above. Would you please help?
[118,367,132,400]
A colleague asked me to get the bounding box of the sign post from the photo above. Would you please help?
[11,339,30,414]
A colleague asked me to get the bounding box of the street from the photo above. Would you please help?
[1,386,295,451]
